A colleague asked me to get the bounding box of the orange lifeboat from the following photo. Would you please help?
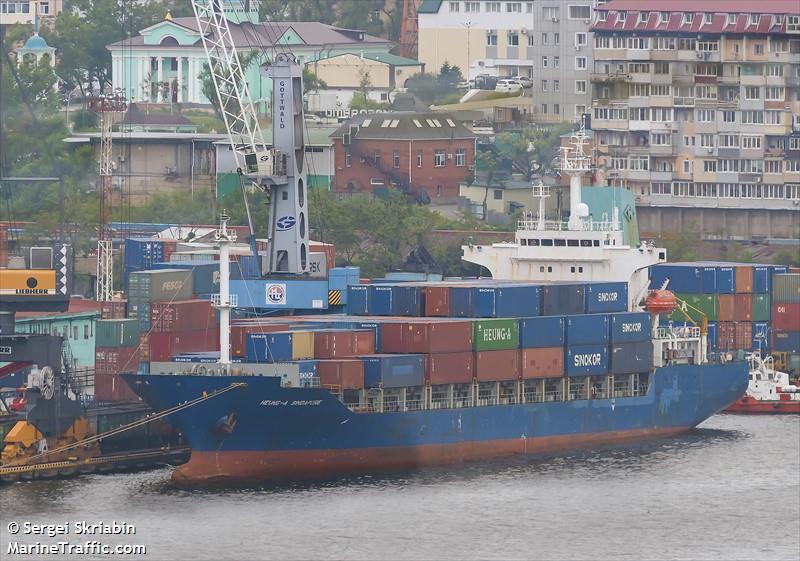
[643,289,678,315]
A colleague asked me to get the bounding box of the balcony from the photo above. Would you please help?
[590,72,630,83]
[626,49,651,61]
[673,97,695,106]
[651,171,673,181]
[649,145,674,157]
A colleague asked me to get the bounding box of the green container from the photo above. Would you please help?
[669,293,718,322]
[472,318,519,351]
[95,319,140,348]
[752,294,770,322]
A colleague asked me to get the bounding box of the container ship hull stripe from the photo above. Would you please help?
[125,362,747,483]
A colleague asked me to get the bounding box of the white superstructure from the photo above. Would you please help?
[462,124,667,310]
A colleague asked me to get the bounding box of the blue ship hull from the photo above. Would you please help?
[123,362,748,483]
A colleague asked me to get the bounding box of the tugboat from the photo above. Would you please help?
[725,353,800,415]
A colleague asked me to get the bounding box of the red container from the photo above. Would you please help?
[425,352,474,384]
[717,295,735,322]
[101,300,128,320]
[772,303,800,331]
[424,286,451,317]
[735,322,752,349]
[718,322,736,350]
[95,373,140,402]
[309,241,336,270]
[313,330,376,359]
[317,359,364,390]
[733,294,753,322]
[381,319,473,354]
[735,266,753,294]
[520,347,564,379]
[230,322,290,358]
[151,299,216,332]
[145,329,220,361]
[475,349,520,381]
[162,239,177,263]
[95,346,140,374]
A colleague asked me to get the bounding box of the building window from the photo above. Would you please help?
[39,2,49,14]
[508,32,519,46]
[373,150,381,166]
[683,160,692,173]
[393,150,400,168]
[541,79,548,92]
[345,151,351,167]
[553,56,560,68]
[617,10,627,23]
[744,86,760,100]
[722,110,735,123]
[638,11,649,24]
[654,37,675,51]
[754,43,764,55]
[554,33,560,45]
[486,34,497,46]
[727,13,737,25]
[493,189,503,200]
[575,105,586,116]
[553,103,560,115]
[485,1,500,13]
[575,33,587,47]
[628,37,650,50]
[554,80,560,92]
[449,1,459,12]
[542,33,548,45]
[789,15,800,32]
[543,6,559,19]
[527,35,535,47]
[541,103,548,114]
[696,109,715,122]
[542,56,548,68]
[703,12,712,25]
[575,57,587,70]
[455,148,466,167]
[749,14,759,26]
[506,2,521,13]
[683,12,694,24]
[417,150,423,168]
[574,80,587,94]
[72,326,78,340]
[84,325,89,339]
[741,111,764,124]
[568,5,590,19]
[370,178,385,186]
[434,150,445,167]
[526,2,533,13]
[597,10,607,22]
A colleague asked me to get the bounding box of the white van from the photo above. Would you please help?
[495,79,522,93]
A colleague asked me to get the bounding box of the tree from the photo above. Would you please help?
[476,150,501,220]
[438,61,463,87]
[198,50,262,121]
[302,68,327,94]
[773,248,800,267]
[659,227,702,263]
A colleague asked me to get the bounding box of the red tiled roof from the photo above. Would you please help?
[16,298,102,319]
[592,7,800,35]
[598,0,800,15]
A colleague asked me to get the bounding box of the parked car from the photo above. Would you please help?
[510,75,533,88]
[457,79,475,89]
[474,74,497,90]
[495,79,523,93]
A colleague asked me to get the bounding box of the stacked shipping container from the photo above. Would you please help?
[771,274,800,371]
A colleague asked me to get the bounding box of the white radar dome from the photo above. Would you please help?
[575,203,590,218]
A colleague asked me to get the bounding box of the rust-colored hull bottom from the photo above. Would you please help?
[172,427,689,484]
[725,397,800,415]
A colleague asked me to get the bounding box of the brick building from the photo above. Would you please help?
[330,113,477,202]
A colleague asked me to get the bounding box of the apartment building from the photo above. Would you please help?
[418,0,596,121]
[330,112,476,202]
[590,0,800,239]
[0,0,62,25]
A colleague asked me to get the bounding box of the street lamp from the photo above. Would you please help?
[462,20,473,79]
[63,85,82,131]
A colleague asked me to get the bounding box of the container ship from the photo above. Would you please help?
[121,122,750,484]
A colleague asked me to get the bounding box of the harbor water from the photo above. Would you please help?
[3,414,798,561]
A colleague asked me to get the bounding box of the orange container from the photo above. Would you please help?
[735,266,753,294]
[475,349,519,381]
[733,294,753,322]
[520,347,564,379]
[717,294,735,321]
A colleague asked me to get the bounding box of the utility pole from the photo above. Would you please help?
[85,89,127,301]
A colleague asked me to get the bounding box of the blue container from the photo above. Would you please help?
[346,285,369,315]
[123,237,165,290]
[752,322,770,353]
[473,284,541,318]
[391,285,424,316]
[610,341,653,374]
[542,283,585,316]
[246,332,293,362]
[295,360,318,381]
[368,285,394,315]
[649,264,703,293]
[772,331,800,353]
[707,322,718,351]
[585,282,628,313]
[362,354,425,388]
[519,316,565,348]
[565,314,609,345]
[752,266,770,294]
[610,312,651,343]
[238,254,261,279]
[449,286,475,317]
[566,344,609,377]
[716,266,735,294]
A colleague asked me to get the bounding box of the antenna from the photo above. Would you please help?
[213,209,238,371]
[560,118,591,231]
[531,182,550,231]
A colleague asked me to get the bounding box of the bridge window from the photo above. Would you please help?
[567,239,579,247]
[554,239,567,246]
[520,239,527,246]
[541,239,554,246]
[580,239,592,247]
[528,239,540,246]
[579,266,584,273]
